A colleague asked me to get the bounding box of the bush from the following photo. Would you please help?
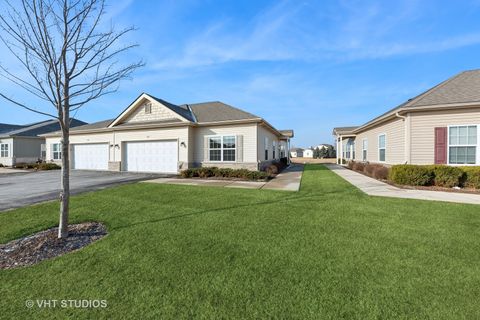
[373,166,390,180]
[430,165,464,188]
[0,163,4,167]
[389,165,434,186]
[462,167,480,189]
[37,162,61,170]
[352,162,365,172]
[347,160,355,170]
[179,167,268,181]
[266,164,278,176]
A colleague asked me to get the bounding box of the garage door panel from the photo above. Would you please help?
[72,143,109,170]
[124,140,178,173]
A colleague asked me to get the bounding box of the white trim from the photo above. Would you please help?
[205,135,237,163]
[378,133,386,163]
[0,143,9,158]
[447,124,479,166]
[108,93,191,128]
[362,138,368,161]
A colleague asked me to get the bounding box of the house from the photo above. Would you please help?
[42,93,294,173]
[333,69,480,166]
[303,148,314,158]
[0,119,86,166]
[290,148,304,158]
[316,143,333,150]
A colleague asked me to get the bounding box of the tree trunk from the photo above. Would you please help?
[58,109,70,239]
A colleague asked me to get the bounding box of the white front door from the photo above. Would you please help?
[124,140,178,173]
[72,143,109,170]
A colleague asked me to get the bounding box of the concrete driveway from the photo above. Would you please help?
[0,170,169,211]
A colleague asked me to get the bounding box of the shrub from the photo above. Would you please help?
[373,166,389,180]
[389,165,434,186]
[37,162,61,170]
[430,165,464,188]
[266,164,278,176]
[179,167,268,181]
[352,162,365,172]
[461,167,480,189]
[347,160,355,170]
[0,163,4,167]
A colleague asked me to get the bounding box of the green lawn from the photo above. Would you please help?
[1,164,480,319]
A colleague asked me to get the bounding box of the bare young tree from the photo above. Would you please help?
[0,0,143,238]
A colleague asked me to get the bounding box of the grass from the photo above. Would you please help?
[1,164,480,319]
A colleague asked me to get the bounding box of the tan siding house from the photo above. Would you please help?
[43,93,293,173]
[333,70,480,166]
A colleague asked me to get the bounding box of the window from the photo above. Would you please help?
[449,125,477,164]
[0,143,9,157]
[145,102,152,114]
[208,136,236,162]
[52,143,62,160]
[362,139,368,161]
[264,137,269,160]
[273,141,276,159]
[378,134,386,162]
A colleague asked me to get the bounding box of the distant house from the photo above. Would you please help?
[290,148,304,158]
[333,70,480,166]
[303,148,314,158]
[316,144,333,150]
[0,119,86,166]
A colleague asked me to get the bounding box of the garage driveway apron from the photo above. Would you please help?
[0,170,166,211]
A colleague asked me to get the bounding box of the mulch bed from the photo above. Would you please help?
[0,222,107,270]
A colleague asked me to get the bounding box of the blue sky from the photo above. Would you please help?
[2,0,480,147]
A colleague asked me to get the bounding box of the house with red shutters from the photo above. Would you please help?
[333,70,480,166]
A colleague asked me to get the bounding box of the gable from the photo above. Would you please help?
[109,94,191,128]
[123,99,180,124]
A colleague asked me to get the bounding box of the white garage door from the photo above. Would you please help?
[124,140,178,173]
[72,143,109,170]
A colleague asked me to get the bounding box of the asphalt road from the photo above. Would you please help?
[0,170,169,211]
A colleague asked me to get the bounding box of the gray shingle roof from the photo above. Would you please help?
[406,70,480,107]
[70,119,114,131]
[0,119,86,138]
[0,123,24,135]
[185,101,260,123]
[148,94,196,122]
[332,126,359,135]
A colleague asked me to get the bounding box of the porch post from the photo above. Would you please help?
[339,136,343,165]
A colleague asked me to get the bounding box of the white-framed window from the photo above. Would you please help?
[273,141,276,159]
[264,137,269,160]
[0,143,9,157]
[52,143,62,160]
[448,125,477,164]
[378,134,386,162]
[362,138,368,161]
[145,102,152,114]
[208,135,236,162]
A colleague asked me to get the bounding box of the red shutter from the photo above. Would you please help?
[434,127,447,164]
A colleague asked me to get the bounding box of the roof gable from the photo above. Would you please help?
[108,93,193,128]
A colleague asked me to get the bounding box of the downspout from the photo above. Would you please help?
[395,112,409,164]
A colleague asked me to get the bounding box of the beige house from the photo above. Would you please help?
[42,93,293,173]
[333,70,480,166]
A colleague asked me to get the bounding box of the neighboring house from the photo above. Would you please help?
[0,119,86,166]
[333,69,480,166]
[290,148,304,158]
[316,143,333,150]
[303,148,314,158]
[42,93,294,173]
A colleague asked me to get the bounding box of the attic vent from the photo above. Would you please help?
[145,102,152,114]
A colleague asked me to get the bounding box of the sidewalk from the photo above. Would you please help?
[144,164,304,192]
[325,164,480,205]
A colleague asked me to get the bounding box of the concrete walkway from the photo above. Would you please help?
[326,164,480,205]
[145,164,304,191]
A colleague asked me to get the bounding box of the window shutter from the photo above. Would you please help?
[50,144,54,160]
[236,135,243,162]
[434,127,447,164]
[204,137,209,162]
